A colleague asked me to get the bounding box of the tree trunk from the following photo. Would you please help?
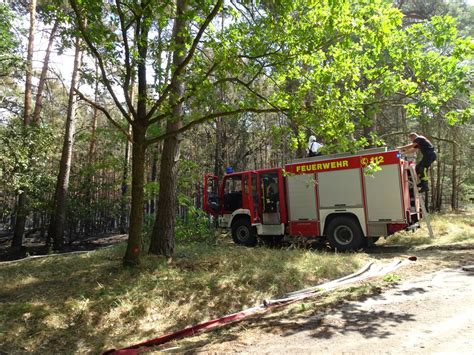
[48,35,83,250]
[119,77,135,234]
[23,0,36,127]
[214,117,224,179]
[149,144,160,214]
[12,193,27,249]
[451,127,459,210]
[123,125,147,266]
[122,5,150,266]
[120,124,132,233]
[434,143,442,211]
[32,19,59,124]
[288,115,304,158]
[12,0,37,249]
[149,0,188,257]
[149,126,181,256]
[84,62,99,237]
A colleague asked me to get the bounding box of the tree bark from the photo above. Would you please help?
[214,118,224,179]
[23,0,36,127]
[149,144,160,214]
[149,122,182,256]
[119,124,132,233]
[451,127,459,210]
[12,193,27,249]
[84,62,99,237]
[119,76,135,234]
[48,35,83,250]
[32,19,59,124]
[123,125,147,266]
[434,142,442,211]
[149,0,188,257]
[12,0,37,249]
[122,5,150,266]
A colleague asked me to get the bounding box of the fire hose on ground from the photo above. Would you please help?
[104,256,417,354]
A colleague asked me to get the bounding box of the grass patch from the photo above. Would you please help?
[380,207,474,247]
[0,240,367,353]
[1,209,471,353]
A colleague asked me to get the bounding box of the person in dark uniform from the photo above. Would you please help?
[398,132,437,193]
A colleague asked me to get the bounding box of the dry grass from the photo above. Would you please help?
[380,207,474,248]
[1,208,472,354]
[0,240,367,354]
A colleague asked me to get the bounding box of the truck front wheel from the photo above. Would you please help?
[231,218,257,247]
[326,216,364,251]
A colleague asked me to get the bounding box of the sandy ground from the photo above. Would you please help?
[225,267,474,354]
[166,246,474,354]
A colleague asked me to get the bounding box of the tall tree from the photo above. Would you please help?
[149,0,187,257]
[69,0,278,265]
[12,0,37,250]
[47,34,83,250]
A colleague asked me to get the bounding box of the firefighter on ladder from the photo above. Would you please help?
[397,132,437,193]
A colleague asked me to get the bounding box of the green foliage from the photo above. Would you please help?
[400,15,473,125]
[0,121,56,215]
[383,273,401,283]
[364,161,383,177]
[175,207,214,244]
[231,0,474,151]
[265,0,408,149]
[0,3,21,76]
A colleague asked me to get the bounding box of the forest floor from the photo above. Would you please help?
[0,233,128,261]
[0,208,472,354]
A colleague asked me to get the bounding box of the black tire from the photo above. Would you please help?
[363,236,380,248]
[326,216,364,251]
[231,217,257,247]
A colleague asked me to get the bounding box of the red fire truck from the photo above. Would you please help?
[203,148,422,251]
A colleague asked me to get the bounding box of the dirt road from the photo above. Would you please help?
[187,251,474,354]
[241,267,474,354]
[194,268,474,354]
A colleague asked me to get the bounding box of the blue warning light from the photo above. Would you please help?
[396,153,401,158]
[226,167,234,174]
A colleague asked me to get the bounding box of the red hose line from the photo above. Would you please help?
[104,257,415,354]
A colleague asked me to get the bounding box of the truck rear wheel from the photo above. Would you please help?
[231,218,257,247]
[327,216,364,251]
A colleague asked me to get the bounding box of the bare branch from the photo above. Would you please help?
[214,69,280,111]
[146,0,224,121]
[69,0,133,123]
[238,47,282,60]
[115,0,137,118]
[146,107,282,145]
[75,88,132,142]
[148,62,220,125]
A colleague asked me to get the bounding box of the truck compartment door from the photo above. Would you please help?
[364,164,404,222]
[286,174,317,220]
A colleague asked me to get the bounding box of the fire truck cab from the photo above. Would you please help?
[203,148,422,251]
